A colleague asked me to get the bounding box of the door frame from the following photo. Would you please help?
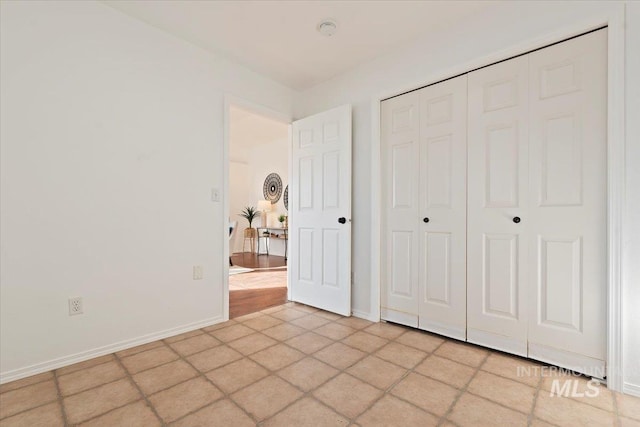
[370,8,626,391]
[222,95,292,321]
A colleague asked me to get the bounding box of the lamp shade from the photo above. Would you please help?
[257,200,272,212]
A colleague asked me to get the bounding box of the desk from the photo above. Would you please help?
[256,227,288,260]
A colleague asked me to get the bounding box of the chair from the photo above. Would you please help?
[229,220,237,266]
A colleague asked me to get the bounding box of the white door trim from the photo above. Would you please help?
[222,95,292,321]
[371,7,626,391]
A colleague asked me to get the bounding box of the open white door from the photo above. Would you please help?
[290,105,352,316]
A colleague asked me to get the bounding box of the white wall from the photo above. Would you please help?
[0,0,293,381]
[294,1,639,392]
[229,161,250,253]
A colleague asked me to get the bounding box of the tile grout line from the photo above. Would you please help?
[436,351,491,426]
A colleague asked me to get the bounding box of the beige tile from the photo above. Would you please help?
[0,380,58,419]
[336,317,374,330]
[531,419,560,427]
[314,323,356,340]
[208,323,255,342]
[202,320,236,332]
[468,371,536,414]
[163,329,204,344]
[277,357,339,392]
[541,376,614,412]
[270,308,309,321]
[375,342,426,369]
[263,397,349,427]
[242,315,283,331]
[169,334,220,356]
[315,311,343,321]
[435,341,488,367]
[341,331,388,353]
[347,356,407,390]
[231,376,303,421]
[285,332,333,354]
[0,372,53,394]
[620,416,640,427]
[116,341,164,358]
[132,360,197,395]
[481,352,541,387]
[356,395,438,427]
[56,354,115,376]
[186,345,243,372]
[363,322,407,340]
[395,330,444,353]
[171,399,255,427]
[262,304,287,314]
[390,372,458,417]
[250,344,305,371]
[58,361,126,396]
[206,359,269,394]
[63,378,141,424]
[290,303,319,313]
[261,323,307,341]
[148,377,222,423]
[617,392,640,421]
[291,314,331,330]
[534,392,616,427]
[314,342,366,370]
[415,355,476,389]
[0,402,63,427]
[449,393,528,427]
[314,373,382,419]
[226,333,277,355]
[78,401,160,427]
[234,311,264,322]
[120,346,178,374]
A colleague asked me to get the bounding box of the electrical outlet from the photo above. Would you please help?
[193,265,203,280]
[211,188,220,202]
[68,297,83,316]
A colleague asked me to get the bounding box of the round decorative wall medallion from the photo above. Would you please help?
[263,173,282,203]
[284,185,289,211]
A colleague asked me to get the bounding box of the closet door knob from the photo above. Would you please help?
[423,217,430,223]
[513,216,521,224]
[338,217,347,224]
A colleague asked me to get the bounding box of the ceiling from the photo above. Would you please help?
[229,106,288,160]
[104,1,498,90]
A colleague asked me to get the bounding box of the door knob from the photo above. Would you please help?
[513,216,521,223]
[338,217,347,224]
[423,217,430,223]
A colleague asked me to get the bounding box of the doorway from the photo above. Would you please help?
[227,104,290,318]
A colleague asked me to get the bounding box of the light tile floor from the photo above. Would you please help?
[1,302,639,426]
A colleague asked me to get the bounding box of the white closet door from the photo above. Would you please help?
[527,29,607,376]
[381,92,420,326]
[418,75,468,339]
[467,56,530,356]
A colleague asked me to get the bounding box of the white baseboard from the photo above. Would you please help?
[352,309,380,323]
[419,318,466,341]
[528,342,605,379]
[380,308,418,328]
[623,382,640,397]
[467,328,528,358]
[0,316,225,384]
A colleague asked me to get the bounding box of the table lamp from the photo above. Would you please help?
[257,200,272,228]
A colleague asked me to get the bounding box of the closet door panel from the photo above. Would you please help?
[418,75,468,339]
[527,29,607,375]
[381,92,420,326]
[467,56,529,356]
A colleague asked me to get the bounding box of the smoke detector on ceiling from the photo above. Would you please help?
[317,19,338,37]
